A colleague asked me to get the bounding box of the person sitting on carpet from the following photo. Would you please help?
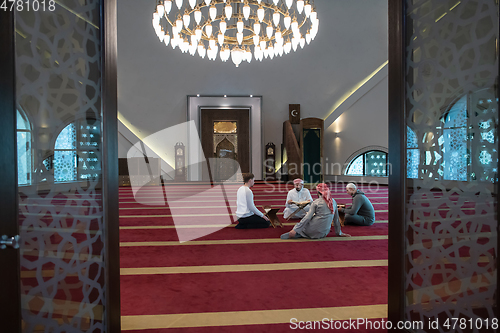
[281,183,350,239]
[235,173,271,229]
[283,178,313,219]
[338,183,375,226]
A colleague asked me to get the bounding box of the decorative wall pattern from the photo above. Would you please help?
[54,123,77,182]
[15,0,105,331]
[405,0,498,329]
[346,155,363,176]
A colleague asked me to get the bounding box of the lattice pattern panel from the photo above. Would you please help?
[365,151,387,176]
[346,155,363,176]
[405,0,498,330]
[15,0,105,331]
[213,133,238,154]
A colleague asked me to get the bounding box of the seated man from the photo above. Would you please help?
[281,183,350,239]
[235,173,271,229]
[283,178,313,219]
[338,183,375,226]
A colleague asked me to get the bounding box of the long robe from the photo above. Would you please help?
[283,188,313,219]
[293,197,343,239]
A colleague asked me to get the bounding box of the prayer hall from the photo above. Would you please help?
[1,0,499,332]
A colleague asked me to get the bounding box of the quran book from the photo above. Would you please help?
[292,200,310,207]
[262,205,282,228]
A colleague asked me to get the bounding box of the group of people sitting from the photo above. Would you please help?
[235,173,376,240]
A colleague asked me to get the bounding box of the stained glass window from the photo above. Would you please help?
[442,95,468,181]
[411,91,498,182]
[17,109,32,185]
[54,123,77,182]
[78,120,101,180]
[345,155,363,176]
[50,120,101,182]
[345,150,388,177]
[406,126,419,178]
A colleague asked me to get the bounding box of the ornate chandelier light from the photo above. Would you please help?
[152,0,319,67]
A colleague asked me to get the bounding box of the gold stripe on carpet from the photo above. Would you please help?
[23,260,387,279]
[119,210,389,218]
[120,235,388,247]
[407,274,493,305]
[119,194,390,197]
[21,270,80,278]
[121,259,388,275]
[26,257,488,279]
[22,295,103,321]
[121,304,387,330]
[20,226,101,235]
[21,249,102,262]
[119,203,389,210]
[121,224,233,229]
[119,220,389,229]
[118,197,390,203]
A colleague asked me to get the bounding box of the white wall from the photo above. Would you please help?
[325,76,389,176]
[117,0,388,179]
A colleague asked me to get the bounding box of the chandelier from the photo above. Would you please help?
[152,0,319,67]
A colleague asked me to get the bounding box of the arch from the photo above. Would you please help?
[53,122,78,182]
[216,137,235,159]
[45,118,101,183]
[342,146,388,176]
[215,137,236,181]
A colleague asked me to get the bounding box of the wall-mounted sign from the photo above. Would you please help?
[289,104,300,124]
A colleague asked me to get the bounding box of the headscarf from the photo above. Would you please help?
[293,178,304,185]
[316,183,334,213]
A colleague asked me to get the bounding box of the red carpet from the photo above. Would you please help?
[121,266,387,315]
[119,224,389,241]
[120,240,388,268]
[119,182,389,331]
[124,319,389,333]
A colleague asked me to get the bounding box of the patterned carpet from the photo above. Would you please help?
[119,182,389,332]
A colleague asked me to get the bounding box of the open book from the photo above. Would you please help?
[262,205,282,228]
[290,200,311,208]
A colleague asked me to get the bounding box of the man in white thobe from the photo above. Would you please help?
[283,178,313,219]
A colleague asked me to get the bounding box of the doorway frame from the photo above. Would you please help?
[0,8,21,333]
[387,0,405,326]
[187,95,262,181]
[0,1,120,331]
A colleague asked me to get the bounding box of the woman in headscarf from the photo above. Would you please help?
[280,183,351,239]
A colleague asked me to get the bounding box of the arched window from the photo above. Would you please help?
[46,119,101,183]
[345,150,388,177]
[410,89,497,182]
[53,123,78,182]
[407,126,419,179]
[17,109,32,185]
